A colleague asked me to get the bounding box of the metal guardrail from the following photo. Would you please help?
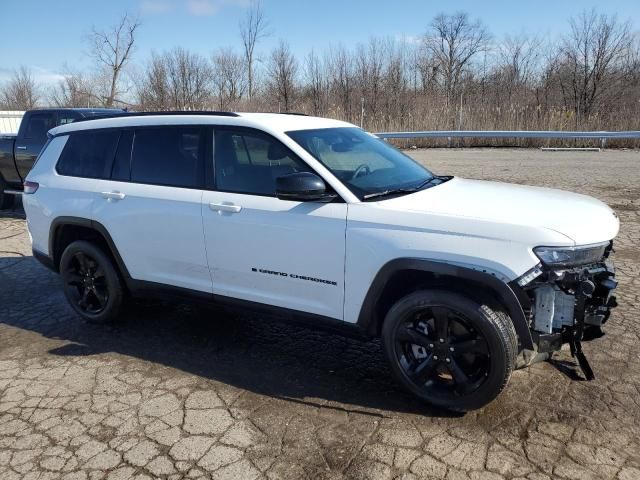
[375,130,640,146]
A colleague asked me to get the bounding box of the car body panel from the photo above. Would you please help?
[23,135,96,255]
[377,177,619,246]
[201,190,347,319]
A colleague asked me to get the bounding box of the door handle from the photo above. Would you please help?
[101,191,126,201]
[16,146,27,150]
[209,203,242,213]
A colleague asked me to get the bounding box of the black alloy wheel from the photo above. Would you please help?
[60,240,123,323]
[382,290,517,411]
[64,251,109,314]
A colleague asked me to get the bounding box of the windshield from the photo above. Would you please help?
[287,127,434,199]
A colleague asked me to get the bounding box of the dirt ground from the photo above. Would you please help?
[1,148,639,480]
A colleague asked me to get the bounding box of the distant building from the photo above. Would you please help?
[0,111,25,135]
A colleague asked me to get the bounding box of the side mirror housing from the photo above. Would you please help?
[276,172,336,202]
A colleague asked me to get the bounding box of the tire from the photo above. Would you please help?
[382,289,517,412]
[59,240,124,324]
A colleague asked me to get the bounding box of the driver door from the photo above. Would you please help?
[201,127,348,320]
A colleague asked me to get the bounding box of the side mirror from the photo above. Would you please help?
[276,172,336,202]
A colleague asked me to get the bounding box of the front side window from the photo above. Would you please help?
[287,127,434,199]
[56,129,120,179]
[131,127,204,188]
[214,129,311,196]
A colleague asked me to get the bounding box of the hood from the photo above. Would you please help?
[377,177,619,245]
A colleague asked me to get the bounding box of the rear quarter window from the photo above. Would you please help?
[56,130,120,179]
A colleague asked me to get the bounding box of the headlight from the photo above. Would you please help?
[533,242,608,268]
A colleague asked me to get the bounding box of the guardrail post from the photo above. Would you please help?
[601,138,607,149]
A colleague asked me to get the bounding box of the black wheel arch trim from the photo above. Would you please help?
[356,258,534,350]
[48,216,131,279]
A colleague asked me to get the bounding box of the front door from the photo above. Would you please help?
[201,127,347,320]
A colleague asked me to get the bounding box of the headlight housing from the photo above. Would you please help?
[533,242,608,268]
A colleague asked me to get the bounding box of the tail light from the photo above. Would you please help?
[23,181,39,194]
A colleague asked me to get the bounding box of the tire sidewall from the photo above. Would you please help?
[382,290,513,411]
[60,240,123,324]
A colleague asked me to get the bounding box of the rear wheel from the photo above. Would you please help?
[382,290,517,411]
[60,240,123,324]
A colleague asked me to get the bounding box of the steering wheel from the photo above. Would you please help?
[352,163,371,180]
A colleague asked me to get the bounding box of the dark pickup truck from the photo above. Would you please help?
[0,108,123,208]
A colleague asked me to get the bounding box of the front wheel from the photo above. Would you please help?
[60,240,124,324]
[382,290,517,411]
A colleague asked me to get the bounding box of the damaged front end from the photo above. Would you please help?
[514,241,617,379]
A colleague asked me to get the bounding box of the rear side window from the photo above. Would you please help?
[57,113,79,126]
[24,113,55,140]
[56,130,120,179]
[130,127,204,188]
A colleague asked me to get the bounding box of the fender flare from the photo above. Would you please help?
[48,216,131,279]
[356,258,534,350]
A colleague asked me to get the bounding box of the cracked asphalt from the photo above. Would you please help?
[1,148,639,480]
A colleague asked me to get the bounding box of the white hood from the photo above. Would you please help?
[377,177,619,246]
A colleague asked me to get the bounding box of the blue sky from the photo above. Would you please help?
[2,0,639,85]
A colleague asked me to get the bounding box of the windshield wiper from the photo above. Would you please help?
[363,175,451,201]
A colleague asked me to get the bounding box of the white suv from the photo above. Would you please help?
[23,112,619,411]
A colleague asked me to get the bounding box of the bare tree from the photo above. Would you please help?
[212,48,247,110]
[304,49,328,116]
[87,13,141,107]
[354,38,385,127]
[137,49,213,110]
[239,0,269,104]
[425,12,490,115]
[267,41,298,111]
[1,67,40,110]
[165,48,213,110]
[49,68,97,107]
[137,53,171,110]
[327,45,354,121]
[495,35,542,103]
[557,9,632,125]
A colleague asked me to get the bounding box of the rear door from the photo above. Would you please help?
[201,127,347,320]
[92,126,212,293]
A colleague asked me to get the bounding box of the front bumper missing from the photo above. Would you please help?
[524,260,617,379]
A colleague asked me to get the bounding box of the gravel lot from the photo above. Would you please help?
[1,148,639,480]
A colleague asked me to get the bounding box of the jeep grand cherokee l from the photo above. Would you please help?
[22,112,619,411]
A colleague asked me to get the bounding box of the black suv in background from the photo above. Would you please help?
[0,108,123,208]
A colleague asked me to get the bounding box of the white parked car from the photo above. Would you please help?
[23,112,619,411]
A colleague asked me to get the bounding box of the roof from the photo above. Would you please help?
[49,112,355,138]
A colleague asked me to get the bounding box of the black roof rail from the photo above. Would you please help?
[73,110,239,122]
[276,112,308,116]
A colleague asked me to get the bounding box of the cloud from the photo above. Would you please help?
[186,0,218,16]
[139,0,249,17]
[140,0,174,14]
[394,34,423,46]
